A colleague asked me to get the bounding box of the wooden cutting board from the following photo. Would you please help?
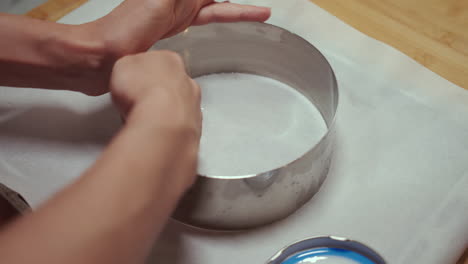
[23,0,468,263]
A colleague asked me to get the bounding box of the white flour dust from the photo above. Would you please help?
[196,73,327,176]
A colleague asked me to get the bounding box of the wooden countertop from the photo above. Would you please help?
[24,0,468,263]
[26,0,87,21]
[311,0,468,90]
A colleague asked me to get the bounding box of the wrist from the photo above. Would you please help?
[41,23,117,95]
[124,100,199,190]
[92,0,169,57]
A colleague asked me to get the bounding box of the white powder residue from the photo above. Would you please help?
[196,73,327,176]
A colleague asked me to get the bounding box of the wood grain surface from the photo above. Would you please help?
[26,0,88,21]
[22,0,468,263]
[311,0,468,89]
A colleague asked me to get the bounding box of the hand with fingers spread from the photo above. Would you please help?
[93,0,271,57]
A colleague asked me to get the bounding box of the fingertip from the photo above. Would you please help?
[193,3,271,25]
[239,6,271,22]
[257,7,272,21]
[261,6,272,16]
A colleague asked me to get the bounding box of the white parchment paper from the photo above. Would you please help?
[0,0,467,263]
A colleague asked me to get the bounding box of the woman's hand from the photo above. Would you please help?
[0,51,203,264]
[77,0,270,94]
[0,1,269,96]
[89,0,271,58]
[110,50,202,191]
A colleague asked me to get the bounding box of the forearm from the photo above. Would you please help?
[0,105,196,264]
[0,13,114,95]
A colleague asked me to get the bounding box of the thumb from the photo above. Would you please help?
[192,2,271,25]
